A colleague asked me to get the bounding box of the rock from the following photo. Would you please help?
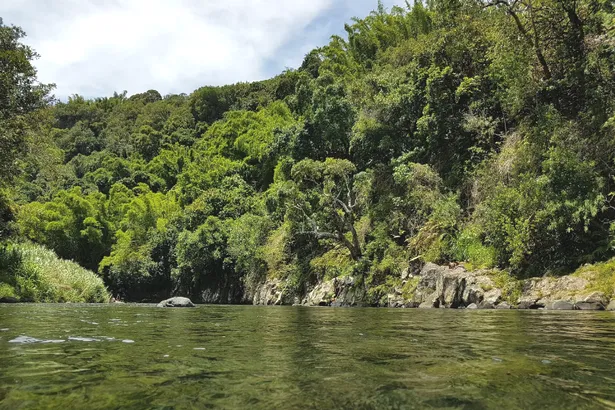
[483,289,502,305]
[157,297,195,308]
[419,300,436,309]
[520,275,588,308]
[547,300,575,310]
[302,276,365,307]
[496,302,512,309]
[252,278,286,305]
[607,300,615,311]
[478,301,495,309]
[410,263,499,309]
[466,303,478,309]
[574,292,607,310]
[0,296,19,303]
[517,297,540,309]
[387,293,407,308]
[303,280,336,306]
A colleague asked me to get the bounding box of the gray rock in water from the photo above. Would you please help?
[517,298,536,309]
[157,297,195,308]
[547,300,575,310]
[574,292,607,310]
[0,296,19,303]
[466,303,478,309]
[495,302,512,309]
[478,301,495,309]
[419,298,438,309]
[607,300,615,311]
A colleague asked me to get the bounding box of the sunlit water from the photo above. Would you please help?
[1,305,615,409]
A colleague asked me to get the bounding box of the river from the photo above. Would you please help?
[1,304,615,409]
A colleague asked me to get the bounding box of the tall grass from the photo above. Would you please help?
[0,242,110,303]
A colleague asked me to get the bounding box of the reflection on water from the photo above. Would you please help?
[1,304,615,409]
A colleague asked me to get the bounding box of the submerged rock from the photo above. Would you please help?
[157,297,195,308]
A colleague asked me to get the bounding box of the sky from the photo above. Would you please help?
[1,0,406,99]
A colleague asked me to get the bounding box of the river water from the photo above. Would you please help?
[1,305,615,409]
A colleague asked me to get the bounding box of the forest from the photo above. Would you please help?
[1,0,615,304]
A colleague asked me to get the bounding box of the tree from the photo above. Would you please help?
[0,19,54,182]
[288,158,367,261]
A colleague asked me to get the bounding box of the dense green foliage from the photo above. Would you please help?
[3,1,615,302]
[0,242,109,302]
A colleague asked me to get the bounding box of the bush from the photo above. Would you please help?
[453,225,497,270]
[0,242,110,302]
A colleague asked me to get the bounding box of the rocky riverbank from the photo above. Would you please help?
[251,263,615,311]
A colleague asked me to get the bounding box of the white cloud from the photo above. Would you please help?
[1,0,407,98]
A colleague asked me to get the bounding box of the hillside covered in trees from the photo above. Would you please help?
[2,0,615,304]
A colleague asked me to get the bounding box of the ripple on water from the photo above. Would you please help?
[2,305,615,410]
[68,336,101,342]
[9,336,65,344]
[8,335,135,345]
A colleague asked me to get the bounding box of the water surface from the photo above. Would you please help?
[1,304,615,409]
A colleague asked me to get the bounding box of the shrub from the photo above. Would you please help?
[0,242,110,302]
[453,225,497,270]
[573,259,615,298]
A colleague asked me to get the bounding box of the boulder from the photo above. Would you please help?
[478,301,495,309]
[157,297,195,308]
[302,280,336,306]
[418,300,436,309]
[547,300,575,310]
[252,278,285,305]
[302,276,365,307]
[0,296,19,303]
[574,292,607,310]
[483,289,502,305]
[466,303,478,309]
[495,302,512,309]
[410,263,499,309]
[387,293,412,308]
[607,300,615,311]
[520,275,588,308]
[517,297,540,309]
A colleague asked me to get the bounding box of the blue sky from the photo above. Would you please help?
[1,0,406,99]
